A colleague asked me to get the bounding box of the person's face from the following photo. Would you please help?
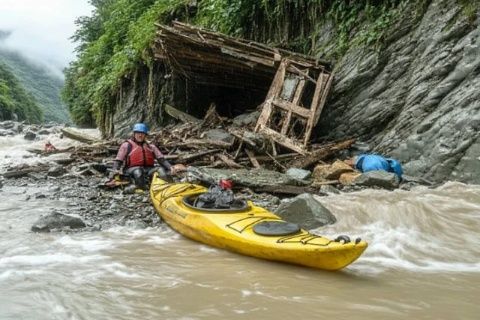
[134,132,146,142]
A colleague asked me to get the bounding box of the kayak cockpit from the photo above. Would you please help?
[182,193,250,212]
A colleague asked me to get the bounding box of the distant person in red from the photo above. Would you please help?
[111,123,184,190]
[44,141,57,153]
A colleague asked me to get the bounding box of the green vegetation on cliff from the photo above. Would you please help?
[68,0,472,128]
[63,0,190,127]
[0,49,71,123]
[0,62,43,123]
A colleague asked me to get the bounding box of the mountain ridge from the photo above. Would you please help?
[0,47,71,123]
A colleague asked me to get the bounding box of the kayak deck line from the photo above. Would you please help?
[225,215,282,233]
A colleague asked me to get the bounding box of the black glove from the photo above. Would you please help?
[157,158,172,172]
[109,160,123,179]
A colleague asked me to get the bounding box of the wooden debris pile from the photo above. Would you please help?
[154,22,334,155]
[18,103,353,174]
[148,104,354,171]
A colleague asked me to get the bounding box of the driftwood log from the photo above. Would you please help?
[61,128,98,144]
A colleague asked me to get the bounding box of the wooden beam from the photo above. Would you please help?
[245,149,261,168]
[255,59,288,132]
[164,104,201,123]
[303,71,330,145]
[259,126,307,155]
[217,154,243,168]
[272,98,310,119]
[313,72,334,124]
[289,138,356,168]
[281,78,307,135]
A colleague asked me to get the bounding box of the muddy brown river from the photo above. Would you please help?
[1,135,479,319]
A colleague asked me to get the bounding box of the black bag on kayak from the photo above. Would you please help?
[194,185,235,209]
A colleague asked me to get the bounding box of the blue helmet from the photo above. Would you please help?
[132,123,148,134]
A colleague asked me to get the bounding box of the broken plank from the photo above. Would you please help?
[178,149,222,162]
[266,151,287,171]
[61,128,98,144]
[260,126,307,154]
[217,154,243,168]
[166,138,233,149]
[252,185,323,196]
[289,139,355,169]
[228,129,257,148]
[245,149,261,168]
[272,99,311,118]
[164,104,201,123]
[238,152,297,162]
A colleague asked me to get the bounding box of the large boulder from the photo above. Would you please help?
[31,212,86,232]
[275,193,337,230]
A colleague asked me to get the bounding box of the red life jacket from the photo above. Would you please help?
[125,139,155,168]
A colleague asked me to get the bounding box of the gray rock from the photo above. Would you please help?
[13,123,24,133]
[401,174,433,186]
[1,121,15,129]
[203,129,234,144]
[23,131,36,140]
[350,141,371,154]
[286,168,311,181]
[319,185,341,194]
[275,193,337,230]
[0,129,13,136]
[28,172,47,180]
[354,171,400,189]
[124,220,148,229]
[232,110,260,127]
[37,129,51,135]
[49,186,61,192]
[47,166,66,177]
[31,212,86,232]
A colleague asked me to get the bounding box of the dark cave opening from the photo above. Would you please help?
[183,80,271,119]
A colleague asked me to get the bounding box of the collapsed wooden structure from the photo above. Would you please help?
[153,22,334,154]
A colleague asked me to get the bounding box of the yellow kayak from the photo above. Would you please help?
[150,174,367,271]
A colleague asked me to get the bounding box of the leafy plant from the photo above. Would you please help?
[0,62,43,123]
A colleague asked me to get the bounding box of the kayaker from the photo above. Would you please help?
[345,154,403,178]
[111,123,185,190]
[44,141,57,153]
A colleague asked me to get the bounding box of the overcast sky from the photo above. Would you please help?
[0,0,93,76]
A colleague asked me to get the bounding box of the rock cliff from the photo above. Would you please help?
[317,0,479,183]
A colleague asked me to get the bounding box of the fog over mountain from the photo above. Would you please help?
[0,0,92,76]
